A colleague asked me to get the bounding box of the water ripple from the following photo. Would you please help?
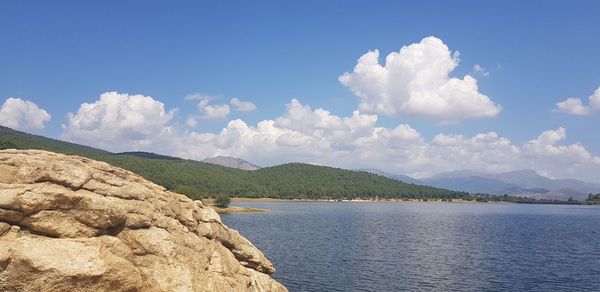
[222,202,600,292]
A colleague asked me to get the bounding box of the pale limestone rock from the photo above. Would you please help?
[0,149,286,292]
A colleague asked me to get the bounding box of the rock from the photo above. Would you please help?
[0,149,286,292]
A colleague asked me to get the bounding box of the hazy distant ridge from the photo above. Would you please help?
[355,168,600,200]
[202,156,261,170]
[356,168,421,184]
[422,169,600,200]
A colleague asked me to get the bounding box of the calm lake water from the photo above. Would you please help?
[221,202,600,292]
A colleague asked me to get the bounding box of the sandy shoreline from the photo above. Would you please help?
[203,198,271,213]
[208,197,585,213]
[211,205,270,214]
[212,197,490,214]
[231,197,507,204]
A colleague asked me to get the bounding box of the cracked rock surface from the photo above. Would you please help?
[0,149,286,292]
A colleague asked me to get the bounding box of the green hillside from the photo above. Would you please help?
[0,126,466,200]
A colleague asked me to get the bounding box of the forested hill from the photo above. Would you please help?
[0,126,465,199]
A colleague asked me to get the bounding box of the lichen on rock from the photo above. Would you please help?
[0,149,286,292]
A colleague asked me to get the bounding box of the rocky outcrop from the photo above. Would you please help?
[0,149,286,292]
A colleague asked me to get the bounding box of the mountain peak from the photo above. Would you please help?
[427,169,486,180]
[500,169,540,176]
[423,168,600,200]
[202,156,261,170]
[355,168,421,184]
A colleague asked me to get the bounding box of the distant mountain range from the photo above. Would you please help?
[120,152,262,171]
[356,168,421,184]
[364,168,600,200]
[202,156,261,170]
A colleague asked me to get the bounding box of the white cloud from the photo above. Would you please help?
[473,64,490,77]
[274,99,377,148]
[61,91,176,152]
[185,93,212,101]
[186,93,230,119]
[230,97,257,112]
[522,128,600,178]
[555,86,600,116]
[185,116,198,128]
[196,119,599,182]
[339,36,502,121]
[60,93,600,183]
[0,97,51,131]
[429,132,521,174]
[201,103,230,119]
[555,98,590,115]
[523,127,600,164]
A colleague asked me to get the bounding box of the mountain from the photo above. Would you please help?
[422,169,600,200]
[0,126,463,200]
[425,170,486,180]
[493,170,600,194]
[355,168,422,184]
[421,176,520,195]
[117,151,182,160]
[202,156,261,170]
[356,165,600,200]
[491,169,551,188]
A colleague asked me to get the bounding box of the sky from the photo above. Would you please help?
[1,0,600,182]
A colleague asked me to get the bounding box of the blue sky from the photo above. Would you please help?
[1,1,600,181]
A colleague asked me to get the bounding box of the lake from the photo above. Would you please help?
[221,202,600,291]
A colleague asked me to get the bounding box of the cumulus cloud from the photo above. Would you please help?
[555,86,600,116]
[428,132,520,173]
[274,99,378,148]
[60,93,600,183]
[61,91,176,151]
[186,93,231,119]
[344,126,599,181]
[230,98,257,112]
[520,128,600,179]
[185,116,198,128]
[207,120,598,182]
[0,97,51,131]
[473,64,490,77]
[201,103,230,119]
[523,128,600,164]
[339,36,502,121]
